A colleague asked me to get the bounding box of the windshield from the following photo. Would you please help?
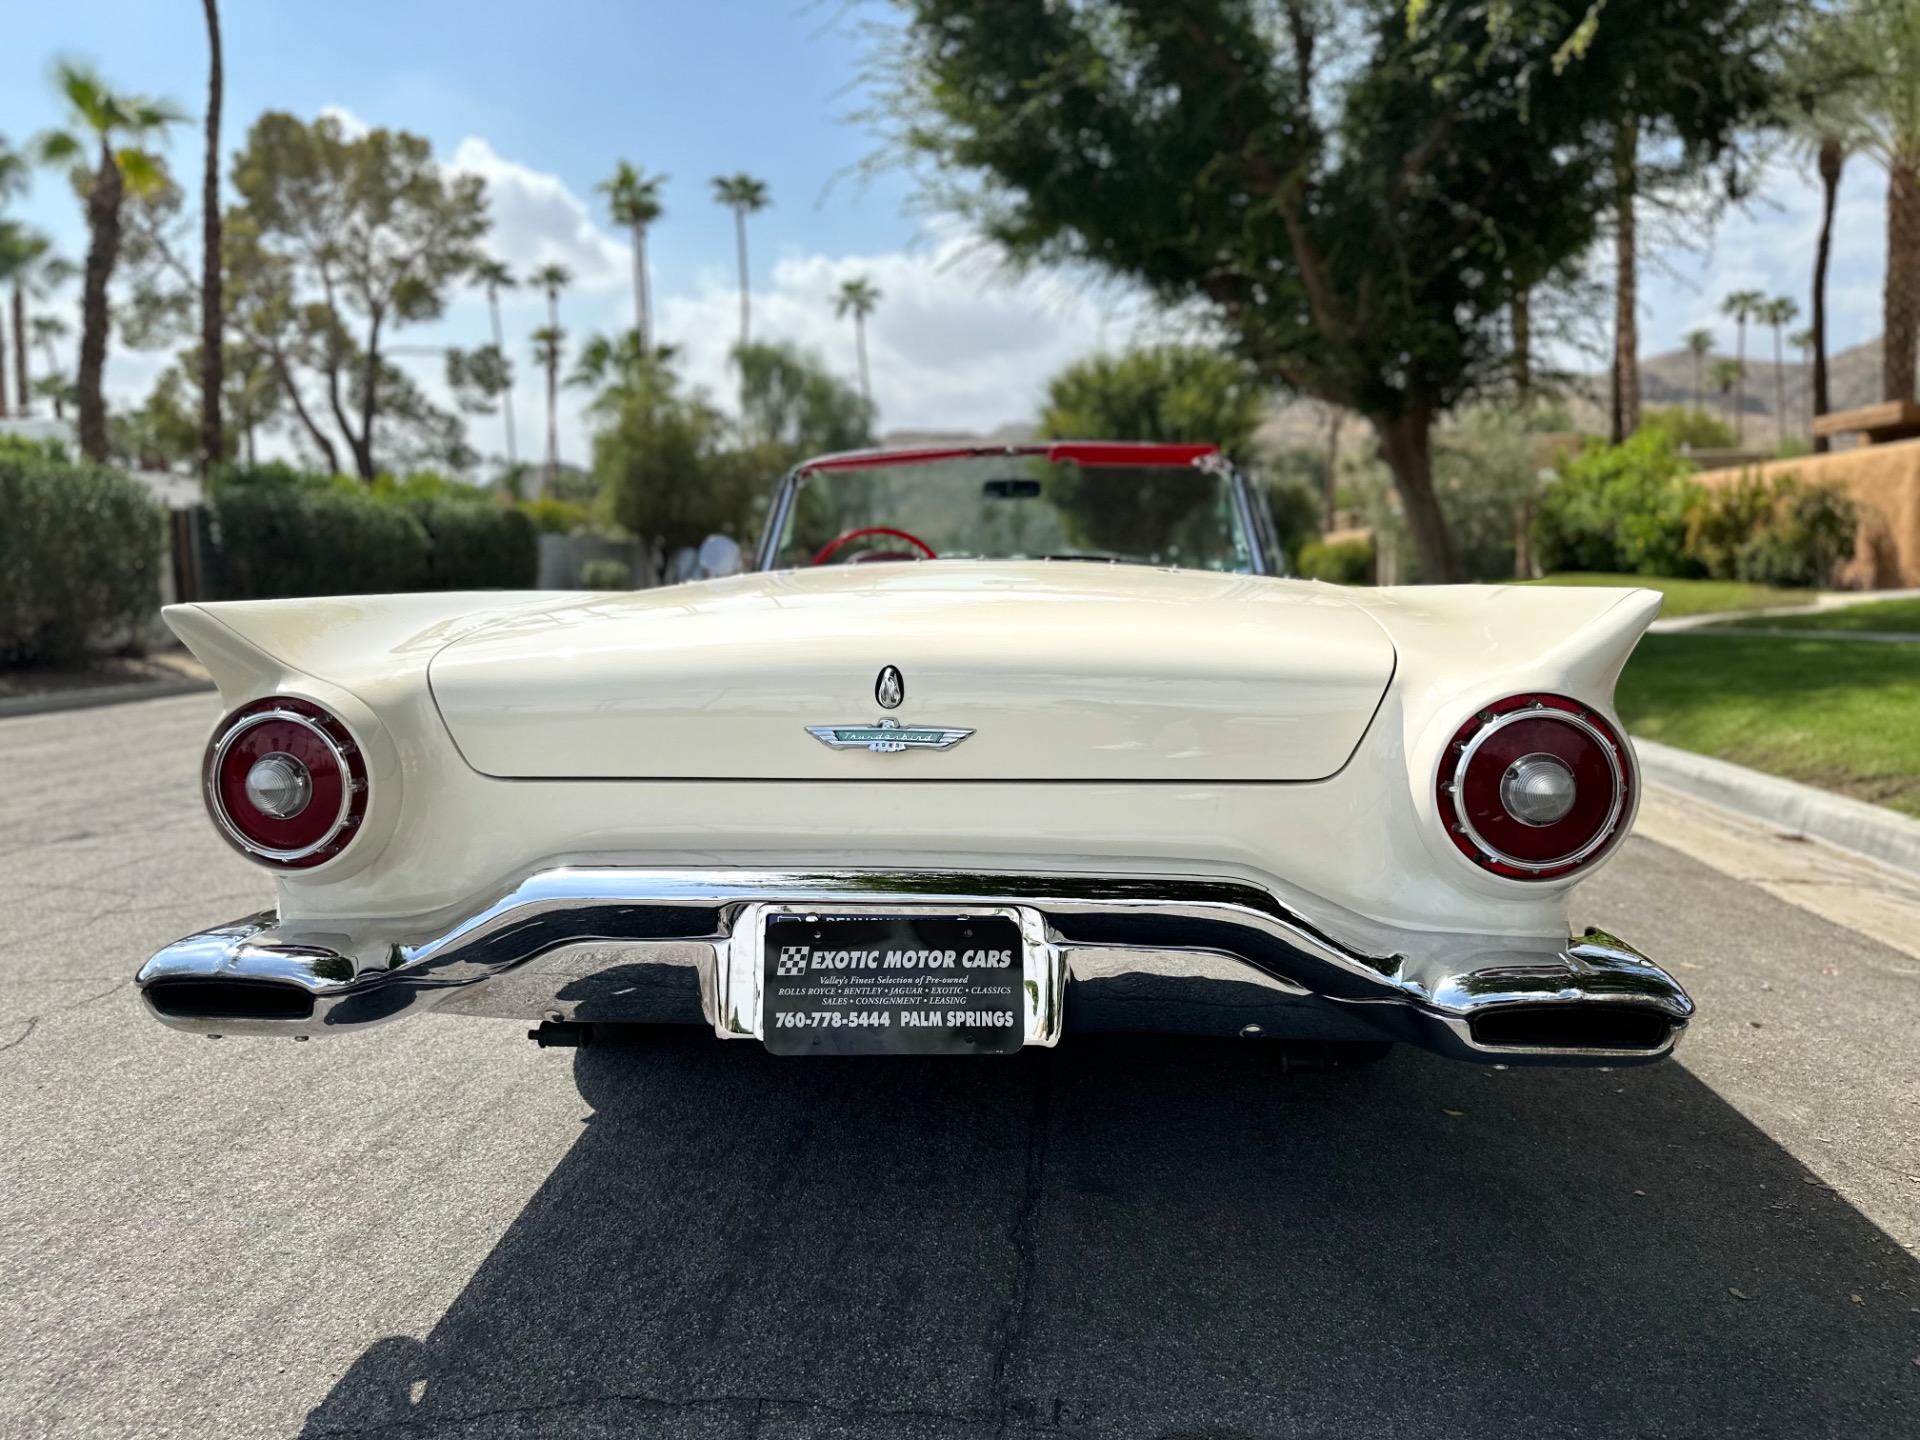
[769,454,1255,572]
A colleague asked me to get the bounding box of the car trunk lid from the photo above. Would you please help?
[427,563,1395,782]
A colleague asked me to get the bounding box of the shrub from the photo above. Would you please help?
[1641,406,1736,451]
[209,482,431,598]
[1684,473,1857,587]
[1531,430,1704,577]
[414,500,537,589]
[578,558,632,590]
[1296,536,1375,584]
[519,496,590,534]
[0,452,164,664]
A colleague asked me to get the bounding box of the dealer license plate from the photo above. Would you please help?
[762,912,1025,1056]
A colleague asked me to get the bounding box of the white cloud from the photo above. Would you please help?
[448,137,630,293]
[659,229,1136,434]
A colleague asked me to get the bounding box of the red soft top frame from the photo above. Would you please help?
[798,441,1221,472]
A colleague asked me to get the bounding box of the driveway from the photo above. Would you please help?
[2,695,1916,1438]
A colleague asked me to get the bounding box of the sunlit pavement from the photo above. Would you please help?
[2,695,1916,1439]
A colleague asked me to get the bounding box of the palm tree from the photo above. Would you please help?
[199,0,224,474]
[0,139,27,418]
[1683,328,1714,412]
[10,239,76,419]
[531,324,566,487]
[1758,296,1800,447]
[1720,290,1765,444]
[1713,358,1746,430]
[30,313,69,419]
[711,174,770,351]
[33,63,184,460]
[597,162,665,350]
[833,276,881,409]
[472,258,518,465]
[1817,0,1920,402]
[531,262,570,332]
[1789,326,1816,439]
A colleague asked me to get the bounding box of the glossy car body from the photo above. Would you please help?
[138,443,1691,1064]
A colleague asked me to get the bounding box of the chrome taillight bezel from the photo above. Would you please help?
[204,697,369,869]
[1438,694,1631,880]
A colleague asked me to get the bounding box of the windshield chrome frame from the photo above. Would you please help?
[752,453,1281,576]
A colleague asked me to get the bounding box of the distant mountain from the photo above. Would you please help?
[1255,335,1900,455]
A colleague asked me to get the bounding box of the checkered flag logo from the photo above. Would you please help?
[775,946,810,977]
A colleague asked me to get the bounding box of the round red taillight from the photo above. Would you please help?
[204,697,368,868]
[1438,694,1630,879]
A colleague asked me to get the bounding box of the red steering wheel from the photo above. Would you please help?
[811,526,939,566]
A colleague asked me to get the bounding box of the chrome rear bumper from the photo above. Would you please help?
[135,868,1692,1064]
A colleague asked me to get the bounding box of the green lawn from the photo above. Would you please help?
[1723,596,1920,635]
[1617,633,1920,818]
[1527,573,1814,618]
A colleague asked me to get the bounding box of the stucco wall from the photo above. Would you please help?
[1695,439,1920,589]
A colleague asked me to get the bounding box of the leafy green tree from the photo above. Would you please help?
[568,328,673,417]
[592,357,759,552]
[871,0,1807,581]
[1038,345,1266,461]
[231,111,489,477]
[832,276,880,408]
[734,339,874,458]
[598,162,665,349]
[32,63,185,460]
[711,174,769,349]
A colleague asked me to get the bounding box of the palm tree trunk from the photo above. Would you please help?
[1813,138,1842,452]
[734,209,750,351]
[1733,320,1748,445]
[200,0,224,474]
[0,309,9,419]
[10,284,24,415]
[1372,406,1462,584]
[1885,160,1920,404]
[1692,352,1703,411]
[1771,325,1786,447]
[855,315,870,406]
[1611,115,1640,444]
[632,222,651,352]
[487,290,516,465]
[544,354,558,480]
[77,144,124,462]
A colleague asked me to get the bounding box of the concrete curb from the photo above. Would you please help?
[0,678,216,721]
[1634,736,1920,878]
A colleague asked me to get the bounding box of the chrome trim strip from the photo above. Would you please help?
[135,868,1692,1062]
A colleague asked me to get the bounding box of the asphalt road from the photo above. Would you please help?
[2,694,1917,1439]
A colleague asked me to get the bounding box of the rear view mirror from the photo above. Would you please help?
[982,478,1042,500]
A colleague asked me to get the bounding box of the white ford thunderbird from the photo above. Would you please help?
[139,441,1690,1066]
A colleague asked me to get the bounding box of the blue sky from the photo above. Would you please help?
[0,2,1896,465]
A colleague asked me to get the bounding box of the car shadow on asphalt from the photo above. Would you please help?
[300,1030,1919,1440]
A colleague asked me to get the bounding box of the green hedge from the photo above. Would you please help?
[0,449,165,665]
[206,467,536,598]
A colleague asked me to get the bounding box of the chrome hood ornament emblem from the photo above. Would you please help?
[811,666,968,753]
[806,718,973,755]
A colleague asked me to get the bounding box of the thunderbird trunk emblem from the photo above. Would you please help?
[806,718,973,755]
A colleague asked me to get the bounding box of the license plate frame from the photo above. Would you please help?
[720,902,1063,1054]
